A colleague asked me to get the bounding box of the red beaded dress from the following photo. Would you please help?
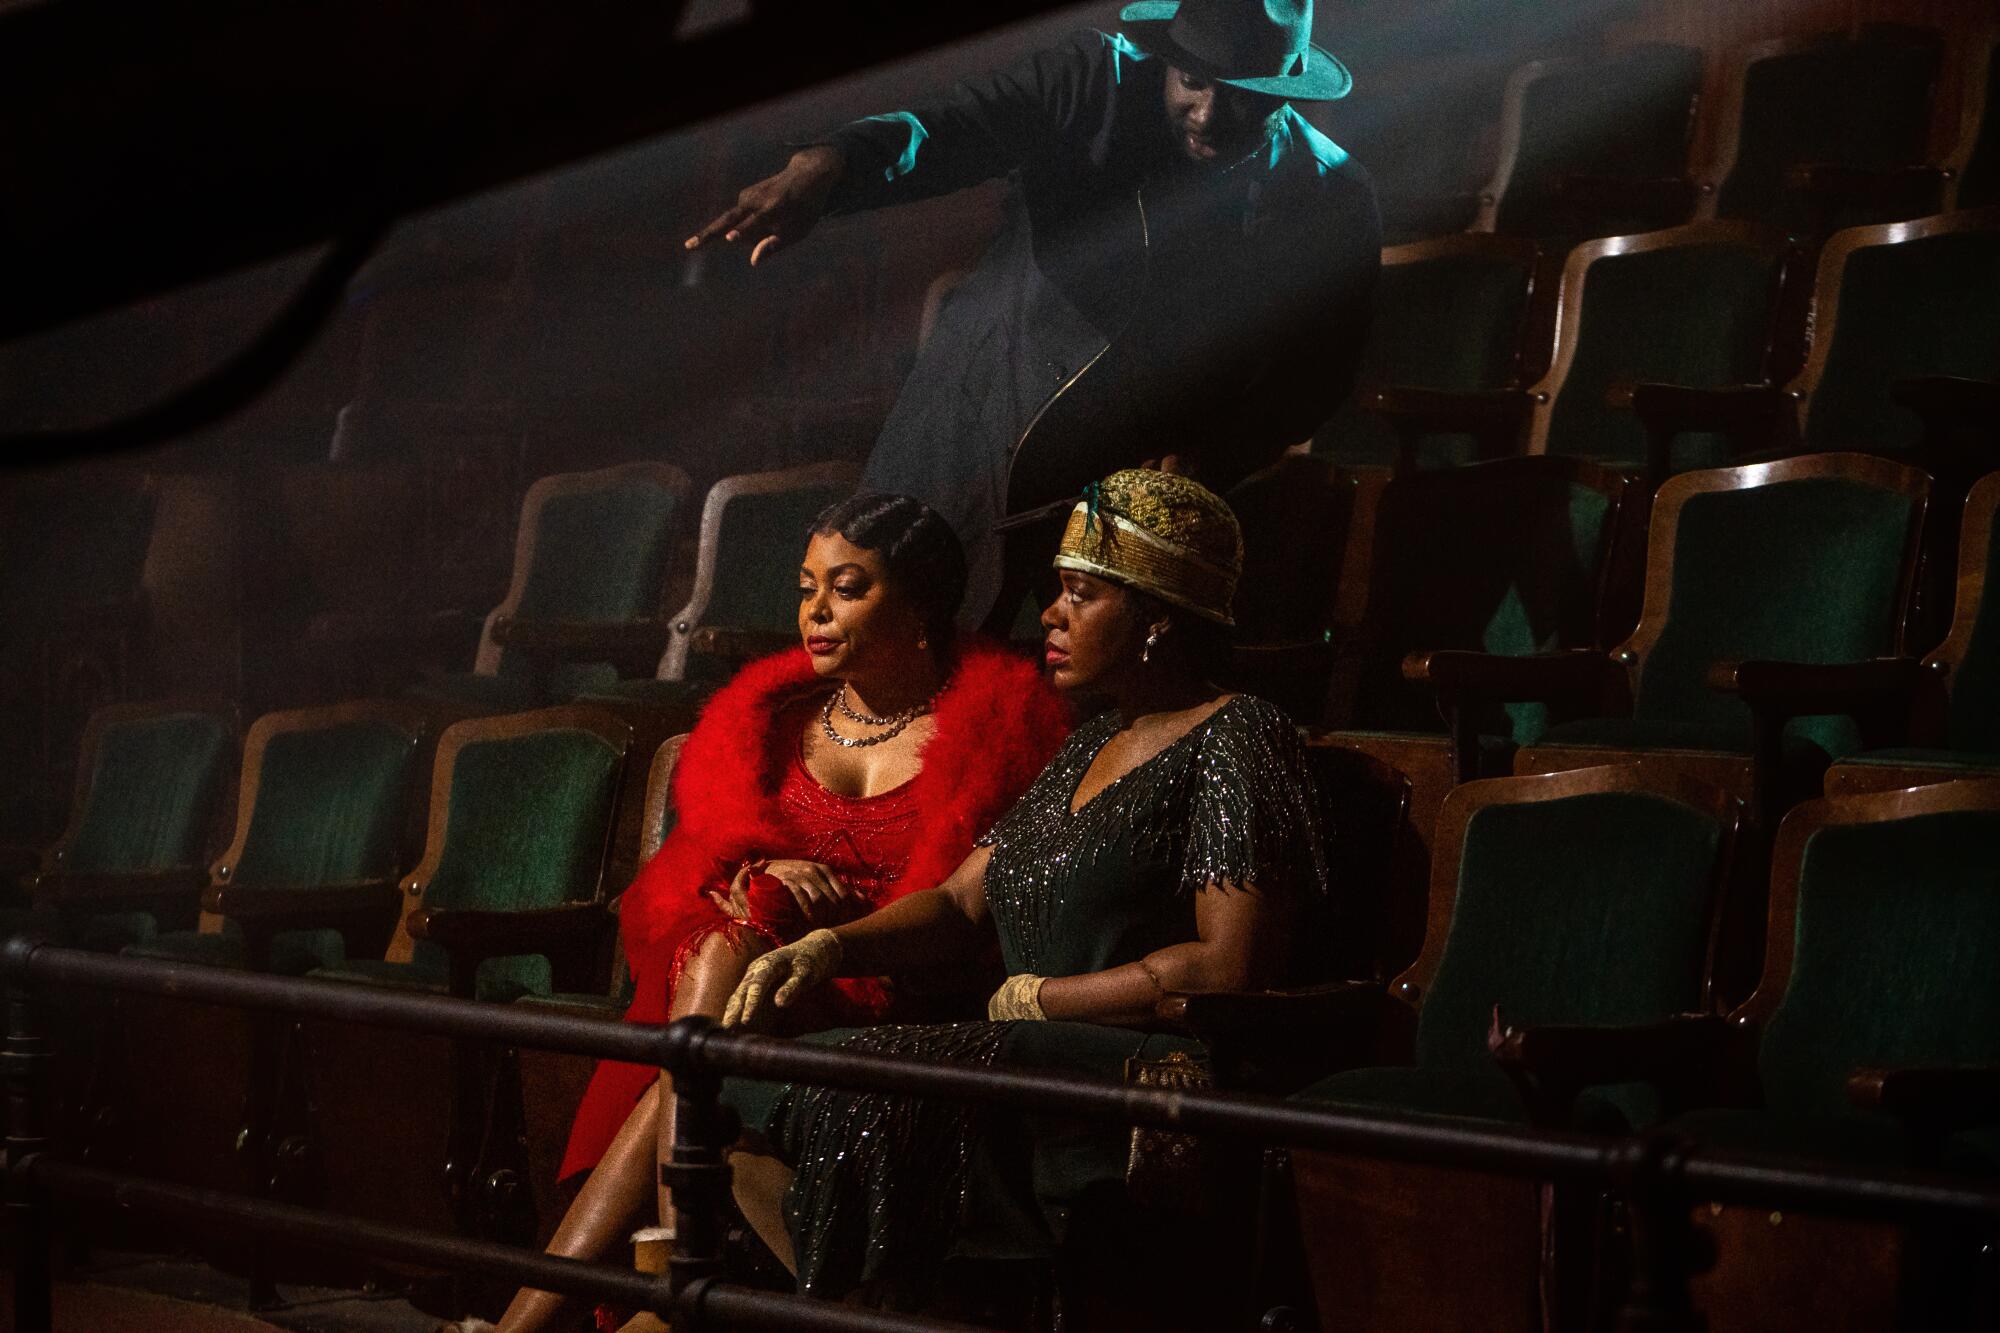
[666,740,923,1020]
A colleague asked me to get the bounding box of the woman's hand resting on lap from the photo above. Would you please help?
[722,928,844,1030]
[710,859,863,929]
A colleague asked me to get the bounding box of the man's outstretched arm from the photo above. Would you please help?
[685,32,1119,266]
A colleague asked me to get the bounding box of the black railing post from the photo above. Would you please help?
[659,1016,739,1332]
[1613,1132,1703,1333]
[4,935,56,1333]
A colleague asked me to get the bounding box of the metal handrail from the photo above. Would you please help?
[6,937,2000,1333]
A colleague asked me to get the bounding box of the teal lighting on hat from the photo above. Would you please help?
[1118,0,1352,101]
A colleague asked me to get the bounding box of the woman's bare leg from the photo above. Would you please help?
[728,1149,799,1275]
[493,933,764,1332]
[492,1084,659,1331]
[652,932,765,1221]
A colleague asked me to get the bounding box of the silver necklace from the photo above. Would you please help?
[835,684,897,726]
[819,687,934,748]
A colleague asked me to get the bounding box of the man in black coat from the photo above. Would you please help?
[689,0,1380,627]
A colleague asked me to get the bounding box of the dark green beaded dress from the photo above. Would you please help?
[725,694,1326,1296]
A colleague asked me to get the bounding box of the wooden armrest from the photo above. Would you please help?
[1403,649,1616,705]
[1556,174,1697,221]
[1156,980,1386,1042]
[1891,376,2000,440]
[687,627,797,661]
[203,880,403,925]
[34,868,207,911]
[1706,657,1923,716]
[1365,386,1537,437]
[1490,1014,1741,1122]
[1617,381,1791,435]
[1848,1066,2000,1133]
[405,902,610,956]
[1784,162,1946,214]
[491,617,673,662]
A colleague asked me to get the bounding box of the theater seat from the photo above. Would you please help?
[1312,234,1539,469]
[9,700,236,952]
[307,706,631,1001]
[288,708,630,1274]
[1413,455,1929,828]
[1310,456,1630,915]
[1373,221,1792,481]
[514,733,683,1244]
[408,462,693,712]
[1827,472,2000,794]
[1268,766,1739,1333]
[1495,778,2000,1331]
[125,701,431,974]
[579,459,857,886]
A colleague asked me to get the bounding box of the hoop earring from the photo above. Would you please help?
[1142,630,1160,665]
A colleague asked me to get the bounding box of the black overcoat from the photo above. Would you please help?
[825,30,1381,621]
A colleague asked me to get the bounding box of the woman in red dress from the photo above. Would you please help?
[488,493,1067,1333]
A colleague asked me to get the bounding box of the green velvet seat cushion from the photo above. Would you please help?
[76,910,163,953]
[126,924,347,976]
[1832,747,2000,774]
[1295,1065,1531,1124]
[1668,1107,1915,1167]
[308,955,548,1004]
[1294,1064,1659,1132]
[1534,716,1860,765]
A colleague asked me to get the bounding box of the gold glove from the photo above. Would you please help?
[987,973,1048,1022]
[722,927,843,1029]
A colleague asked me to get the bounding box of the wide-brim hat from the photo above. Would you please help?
[1119,0,1351,102]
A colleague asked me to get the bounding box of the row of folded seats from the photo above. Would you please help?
[10,454,2000,1327]
[1360,21,1996,247]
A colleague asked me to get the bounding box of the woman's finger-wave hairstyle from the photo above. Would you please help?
[808,492,968,649]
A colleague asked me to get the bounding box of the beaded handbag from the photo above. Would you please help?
[1123,1049,1216,1213]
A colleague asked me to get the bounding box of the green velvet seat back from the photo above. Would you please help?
[1718,31,1942,231]
[1543,242,1784,474]
[1414,790,1724,1076]
[66,712,232,874]
[409,728,621,995]
[1492,44,1703,238]
[1353,464,1616,745]
[696,480,854,642]
[1717,40,1849,226]
[494,482,683,683]
[234,722,422,886]
[1959,44,2000,211]
[1801,230,2000,455]
[1314,251,1534,468]
[1635,477,1917,753]
[1945,510,2000,751]
[1759,808,2000,1118]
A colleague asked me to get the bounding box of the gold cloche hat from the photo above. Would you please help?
[1052,468,1242,626]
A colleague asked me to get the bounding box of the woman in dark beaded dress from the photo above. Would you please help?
[724,469,1327,1315]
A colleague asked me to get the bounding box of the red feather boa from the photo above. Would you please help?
[560,639,1068,1179]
